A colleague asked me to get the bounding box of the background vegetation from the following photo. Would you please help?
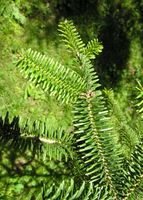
[1,0,143,199]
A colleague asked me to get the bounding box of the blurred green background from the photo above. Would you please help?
[1,0,143,199]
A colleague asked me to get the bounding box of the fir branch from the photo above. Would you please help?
[0,113,73,161]
[73,91,119,199]
[85,38,103,59]
[58,20,85,57]
[121,142,143,199]
[2,19,143,199]
[16,49,86,104]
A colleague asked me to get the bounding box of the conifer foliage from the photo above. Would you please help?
[1,20,143,199]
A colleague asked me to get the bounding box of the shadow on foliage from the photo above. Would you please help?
[97,15,130,87]
[0,112,73,198]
